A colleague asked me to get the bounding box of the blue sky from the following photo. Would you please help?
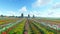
[0,0,60,17]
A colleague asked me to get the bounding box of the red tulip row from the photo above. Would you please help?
[0,18,24,34]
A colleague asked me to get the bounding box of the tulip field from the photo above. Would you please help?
[0,17,60,34]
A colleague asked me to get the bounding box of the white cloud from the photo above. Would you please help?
[0,10,16,16]
[43,2,60,17]
[6,11,16,16]
[31,1,60,17]
[0,11,3,15]
[32,0,52,8]
[29,8,60,17]
[52,2,60,9]
[0,6,27,16]
[17,6,28,16]
[19,6,27,12]
[42,9,60,17]
[29,11,41,17]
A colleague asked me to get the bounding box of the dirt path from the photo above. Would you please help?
[24,19,29,34]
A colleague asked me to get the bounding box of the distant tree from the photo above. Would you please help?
[16,16,17,18]
[33,15,35,18]
[21,13,24,18]
[1,15,4,17]
[28,14,30,18]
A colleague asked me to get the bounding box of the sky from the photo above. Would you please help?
[0,0,60,17]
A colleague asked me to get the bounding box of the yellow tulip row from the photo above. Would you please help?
[8,19,26,34]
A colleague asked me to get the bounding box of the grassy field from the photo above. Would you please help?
[0,17,60,34]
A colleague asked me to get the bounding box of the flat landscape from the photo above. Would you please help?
[0,17,60,34]
[0,0,60,34]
